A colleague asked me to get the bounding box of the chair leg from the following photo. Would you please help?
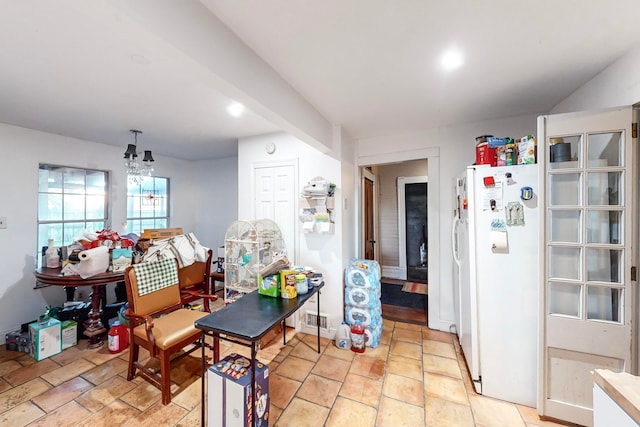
[127,342,139,381]
[160,350,172,405]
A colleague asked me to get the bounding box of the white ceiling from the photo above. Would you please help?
[1,1,640,160]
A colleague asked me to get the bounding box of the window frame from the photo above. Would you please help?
[126,175,170,235]
[37,164,111,265]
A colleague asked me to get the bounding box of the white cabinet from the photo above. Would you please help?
[224,219,285,303]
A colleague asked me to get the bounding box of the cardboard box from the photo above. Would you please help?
[207,353,269,427]
[29,318,61,361]
[141,227,183,239]
[61,320,78,350]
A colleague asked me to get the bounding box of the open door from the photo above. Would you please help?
[362,168,378,261]
[538,106,637,426]
[398,176,428,281]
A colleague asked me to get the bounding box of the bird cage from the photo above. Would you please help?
[223,219,286,302]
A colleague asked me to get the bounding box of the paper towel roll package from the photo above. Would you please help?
[77,246,110,278]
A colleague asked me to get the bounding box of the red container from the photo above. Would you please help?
[350,321,365,353]
[476,141,497,166]
[108,321,129,354]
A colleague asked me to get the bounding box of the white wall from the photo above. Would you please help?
[237,132,345,336]
[0,123,226,342]
[355,113,538,332]
[551,47,640,114]
[192,157,239,251]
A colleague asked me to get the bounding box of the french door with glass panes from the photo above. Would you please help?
[537,107,637,427]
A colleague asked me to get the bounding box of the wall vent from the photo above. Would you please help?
[305,311,329,332]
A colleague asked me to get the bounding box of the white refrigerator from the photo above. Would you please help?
[452,164,539,407]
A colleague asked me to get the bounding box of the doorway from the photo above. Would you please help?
[361,161,429,325]
[398,176,428,282]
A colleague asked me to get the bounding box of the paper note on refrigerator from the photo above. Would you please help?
[490,230,508,252]
[482,182,503,211]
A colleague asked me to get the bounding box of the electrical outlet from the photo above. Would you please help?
[0,217,6,229]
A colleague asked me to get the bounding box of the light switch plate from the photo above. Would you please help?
[0,217,6,229]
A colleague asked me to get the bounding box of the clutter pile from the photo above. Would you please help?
[475,134,537,166]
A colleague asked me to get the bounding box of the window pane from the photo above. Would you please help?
[38,223,63,253]
[549,135,581,169]
[587,248,622,283]
[63,222,89,246]
[549,210,581,243]
[587,132,622,168]
[63,194,86,220]
[86,195,105,220]
[86,170,106,195]
[38,194,62,221]
[549,282,581,317]
[587,210,622,244]
[64,169,86,194]
[587,172,622,206]
[549,246,581,280]
[549,173,581,206]
[587,286,621,322]
[39,166,63,193]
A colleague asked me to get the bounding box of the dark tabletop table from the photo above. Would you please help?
[195,282,324,426]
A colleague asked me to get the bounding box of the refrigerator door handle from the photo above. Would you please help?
[452,215,461,267]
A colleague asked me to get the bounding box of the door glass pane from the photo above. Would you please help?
[549,282,581,317]
[587,210,622,244]
[549,173,581,206]
[587,132,622,168]
[549,135,581,170]
[587,286,621,323]
[549,210,581,243]
[587,172,622,206]
[586,248,622,283]
[549,246,581,280]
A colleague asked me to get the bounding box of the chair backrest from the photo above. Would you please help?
[125,258,182,317]
[178,249,212,290]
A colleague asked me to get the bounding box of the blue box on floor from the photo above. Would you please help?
[207,353,269,427]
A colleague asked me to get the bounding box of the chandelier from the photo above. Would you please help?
[124,129,154,184]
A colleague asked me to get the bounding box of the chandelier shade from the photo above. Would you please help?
[124,129,154,184]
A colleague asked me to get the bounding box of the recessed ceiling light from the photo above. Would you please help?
[441,49,464,71]
[226,102,245,118]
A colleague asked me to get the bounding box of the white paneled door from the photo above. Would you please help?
[253,161,297,264]
[538,107,637,426]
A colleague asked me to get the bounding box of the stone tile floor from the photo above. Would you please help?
[0,318,579,426]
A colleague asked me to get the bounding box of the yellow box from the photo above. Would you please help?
[280,270,297,299]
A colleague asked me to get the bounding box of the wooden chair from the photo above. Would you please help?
[124,258,219,404]
[178,248,219,312]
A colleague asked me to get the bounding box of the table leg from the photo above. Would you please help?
[316,289,321,353]
[251,342,257,427]
[201,331,206,427]
[282,320,286,345]
[64,286,76,302]
[83,284,106,348]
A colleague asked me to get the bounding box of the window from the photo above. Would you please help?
[38,165,109,264]
[126,176,169,235]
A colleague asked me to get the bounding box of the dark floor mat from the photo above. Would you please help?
[380,282,427,310]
